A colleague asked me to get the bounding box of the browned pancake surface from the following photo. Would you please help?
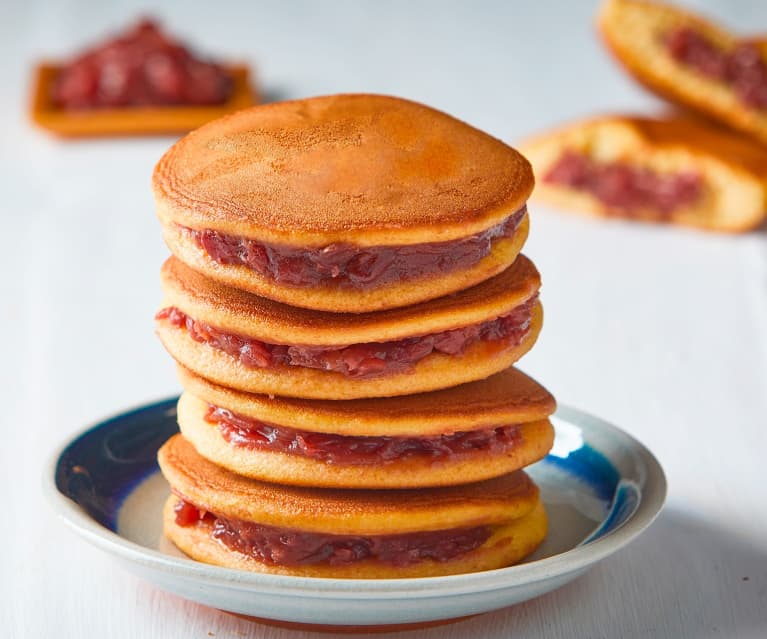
[153,94,534,246]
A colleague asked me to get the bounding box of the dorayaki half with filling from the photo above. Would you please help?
[522,114,767,231]
[598,0,767,146]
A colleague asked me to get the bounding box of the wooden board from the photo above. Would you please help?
[29,62,257,137]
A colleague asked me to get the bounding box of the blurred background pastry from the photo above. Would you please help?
[522,114,767,231]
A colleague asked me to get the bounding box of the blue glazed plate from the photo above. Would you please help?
[45,399,665,628]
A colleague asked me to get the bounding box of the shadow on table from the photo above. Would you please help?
[751,217,767,234]
[183,508,767,638]
[259,86,292,105]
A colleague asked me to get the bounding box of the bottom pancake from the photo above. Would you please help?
[163,496,546,579]
[159,434,547,578]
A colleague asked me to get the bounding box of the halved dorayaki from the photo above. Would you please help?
[598,0,767,147]
[522,114,767,231]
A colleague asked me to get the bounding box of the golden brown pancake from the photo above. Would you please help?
[153,94,534,312]
[522,114,767,231]
[598,0,767,146]
[159,434,547,578]
[175,366,555,488]
[156,255,543,399]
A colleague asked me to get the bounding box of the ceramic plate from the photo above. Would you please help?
[45,398,665,628]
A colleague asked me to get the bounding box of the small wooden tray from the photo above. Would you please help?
[30,62,257,137]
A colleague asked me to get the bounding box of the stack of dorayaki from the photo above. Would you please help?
[153,94,556,579]
[522,0,767,232]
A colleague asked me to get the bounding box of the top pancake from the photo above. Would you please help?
[159,434,539,535]
[153,94,534,247]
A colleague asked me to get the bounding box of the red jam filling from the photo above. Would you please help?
[173,499,491,566]
[182,206,526,289]
[52,18,233,109]
[543,151,702,215]
[666,27,767,110]
[155,296,535,379]
[205,404,522,465]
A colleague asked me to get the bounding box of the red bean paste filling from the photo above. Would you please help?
[156,295,535,379]
[52,18,233,109]
[173,499,491,566]
[204,404,523,465]
[182,206,526,289]
[665,27,767,110]
[543,152,702,215]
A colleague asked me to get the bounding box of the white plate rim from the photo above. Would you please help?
[44,401,666,601]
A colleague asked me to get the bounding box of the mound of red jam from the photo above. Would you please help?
[205,404,522,465]
[543,151,702,215]
[173,499,491,566]
[183,206,526,289]
[52,18,233,109]
[156,296,535,379]
[665,27,767,110]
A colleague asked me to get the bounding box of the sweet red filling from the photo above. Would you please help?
[666,27,767,110]
[182,206,526,289]
[173,499,491,566]
[155,296,535,379]
[543,151,702,215]
[52,18,233,109]
[205,404,522,465]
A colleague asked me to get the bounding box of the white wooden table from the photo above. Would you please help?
[3,1,766,637]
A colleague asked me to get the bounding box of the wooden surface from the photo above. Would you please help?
[2,1,766,637]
